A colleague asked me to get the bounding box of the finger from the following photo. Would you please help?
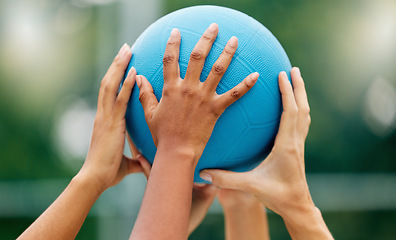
[184,23,219,82]
[126,132,140,158]
[275,72,298,143]
[279,71,298,112]
[122,155,143,175]
[217,72,259,110]
[199,169,251,192]
[114,67,136,119]
[163,28,181,85]
[97,44,130,111]
[136,75,158,121]
[137,155,152,179]
[290,67,310,113]
[204,36,238,92]
[102,44,132,112]
[290,67,311,139]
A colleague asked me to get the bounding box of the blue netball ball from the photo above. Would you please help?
[125,5,292,182]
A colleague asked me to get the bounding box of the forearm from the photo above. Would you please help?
[223,201,269,240]
[18,173,103,240]
[130,146,196,240]
[281,203,333,240]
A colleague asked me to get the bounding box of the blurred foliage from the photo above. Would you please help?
[0,0,395,239]
[0,0,395,177]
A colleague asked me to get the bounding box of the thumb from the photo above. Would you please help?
[122,155,143,175]
[200,169,251,192]
[136,75,158,120]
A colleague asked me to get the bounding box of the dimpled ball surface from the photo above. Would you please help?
[125,5,292,182]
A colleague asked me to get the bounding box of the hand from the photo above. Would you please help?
[77,44,147,191]
[200,68,333,239]
[200,67,311,215]
[136,24,259,164]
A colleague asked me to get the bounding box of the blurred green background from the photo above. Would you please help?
[1,0,395,239]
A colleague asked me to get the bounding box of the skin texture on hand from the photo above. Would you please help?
[218,189,270,240]
[80,44,149,191]
[136,24,259,165]
[200,68,334,240]
[17,44,149,240]
[130,23,258,240]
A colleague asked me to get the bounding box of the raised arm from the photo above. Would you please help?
[129,24,258,240]
[200,67,334,240]
[18,44,148,240]
[218,189,270,240]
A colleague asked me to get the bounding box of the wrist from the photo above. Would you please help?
[73,169,107,195]
[281,203,333,240]
[156,143,200,166]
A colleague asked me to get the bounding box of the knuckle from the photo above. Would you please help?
[201,32,213,41]
[244,80,253,89]
[306,114,312,126]
[138,91,147,103]
[182,86,195,96]
[115,96,128,108]
[167,40,177,47]
[303,106,311,115]
[113,56,123,68]
[212,63,225,75]
[162,85,172,97]
[223,46,235,56]
[103,82,112,93]
[285,144,299,157]
[190,50,204,61]
[162,53,175,66]
[113,54,121,64]
[230,89,241,99]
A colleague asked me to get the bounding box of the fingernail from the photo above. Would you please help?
[228,36,238,48]
[119,43,129,58]
[252,72,259,81]
[136,75,141,88]
[130,66,136,74]
[170,28,179,38]
[200,171,212,182]
[127,66,136,80]
[280,71,287,80]
[208,23,218,33]
[294,67,301,76]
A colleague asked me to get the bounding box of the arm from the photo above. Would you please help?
[200,67,333,240]
[18,44,147,240]
[126,136,218,236]
[129,24,258,240]
[218,189,270,240]
[188,184,218,235]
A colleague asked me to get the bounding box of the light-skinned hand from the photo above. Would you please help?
[200,68,334,239]
[77,43,149,191]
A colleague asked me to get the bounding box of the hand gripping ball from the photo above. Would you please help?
[124,5,292,182]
